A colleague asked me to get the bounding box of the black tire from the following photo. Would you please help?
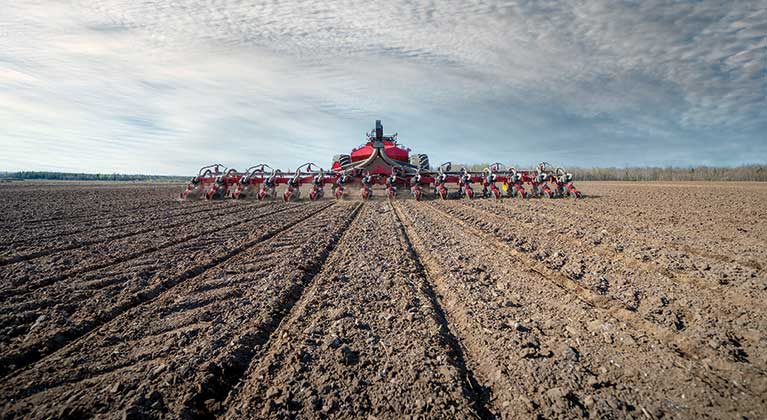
[333,154,352,168]
[409,153,430,171]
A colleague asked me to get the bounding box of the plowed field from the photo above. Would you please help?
[1,181,765,419]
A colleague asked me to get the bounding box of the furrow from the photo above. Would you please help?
[0,202,334,379]
[5,197,217,233]
[436,200,767,371]
[1,185,190,227]
[0,202,358,419]
[226,202,487,419]
[396,200,765,419]
[0,200,267,266]
[390,201,496,419]
[0,201,280,291]
[4,200,240,247]
[187,202,364,419]
[524,186,765,269]
[0,203,287,298]
[463,198,764,285]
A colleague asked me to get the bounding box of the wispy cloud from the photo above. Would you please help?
[1,0,764,174]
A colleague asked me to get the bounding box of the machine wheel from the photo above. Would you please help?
[207,187,223,200]
[231,186,243,199]
[465,187,474,199]
[439,188,448,200]
[333,154,352,168]
[493,189,500,200]
[409,154,430,171]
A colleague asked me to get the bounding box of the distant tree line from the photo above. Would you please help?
[567,165,767,181]
[0,171,187,182]
[459,164,767,181]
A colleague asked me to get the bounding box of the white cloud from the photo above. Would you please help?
[0,0,764,173]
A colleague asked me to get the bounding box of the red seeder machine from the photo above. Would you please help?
[180,120,581,201]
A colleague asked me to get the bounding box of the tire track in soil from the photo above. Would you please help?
[398,200,766,419]
[3,199,239,248]
[0,202,288,298]
[225,202,486,419]
[390,201,496,419]
[394,201,542,417]
[0,202,335,380]
[436,200,767,372]
[189,202,364,419]
[0,200,274,267]
[0,202,359,419]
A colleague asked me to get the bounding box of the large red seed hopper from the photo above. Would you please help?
[180,120,581,201]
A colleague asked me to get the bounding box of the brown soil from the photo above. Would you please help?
[1,181,765,419]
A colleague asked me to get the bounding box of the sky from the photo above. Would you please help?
[0,0,765,175]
